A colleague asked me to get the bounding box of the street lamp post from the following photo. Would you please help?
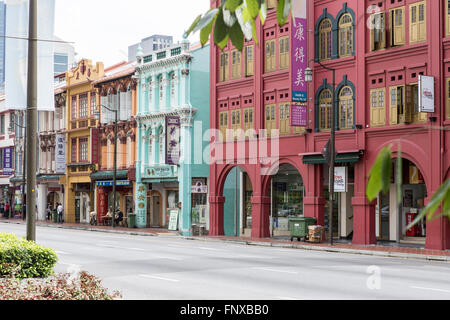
[305,62,336,246]
[94,105,118,228]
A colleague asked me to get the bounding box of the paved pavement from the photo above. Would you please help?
[1,217,449,262]
[1,221,450,300]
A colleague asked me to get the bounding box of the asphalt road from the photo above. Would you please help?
[1,223,450,300]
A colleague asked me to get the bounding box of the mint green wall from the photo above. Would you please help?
[190,44,210,178]
[223,167,240,236]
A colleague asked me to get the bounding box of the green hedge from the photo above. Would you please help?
[0,233,58,279]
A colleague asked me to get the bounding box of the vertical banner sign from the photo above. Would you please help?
[166,116,180,165]
[418,75,435,113]
[4,0,55,112]
[91,128,99,164]
[55,133,66,174]
[3,147,12,174]
[334,167,348,193]
[291,103,307,127]
[292,0,307,102]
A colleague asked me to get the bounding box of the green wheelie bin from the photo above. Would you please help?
[52,209,58,223]
[128,214,136,228]
[288,217,317,242]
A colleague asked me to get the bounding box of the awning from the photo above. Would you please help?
[301,151,363,165]
[91,170,129,181]
[142,178,179,184]
[37,175,64,181]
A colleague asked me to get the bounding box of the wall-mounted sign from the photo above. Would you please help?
[291,103,307,127]
[166,116,180,165]
[55,134,66,174]
[334,167,348,193]
[3,147,13,173]
[192,178,208,194]
[143,165,176,179]
[418,75,435,113]
[96,180,131,187]
[292,0,307,102]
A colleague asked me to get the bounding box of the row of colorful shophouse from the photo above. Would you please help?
[0,0,449,250]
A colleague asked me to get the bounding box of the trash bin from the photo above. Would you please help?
[288,217,317,242]
[308,225,324,243]
[128,214,136,228]
[52,210,58,223]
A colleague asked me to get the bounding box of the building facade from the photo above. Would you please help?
[62,59,104,224]
[134,41,210,235]
[92,61,138,225]
[208,0,450,250]
[36,73,67,220]
[128,34,173,62]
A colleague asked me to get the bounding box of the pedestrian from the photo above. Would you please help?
[5,201,9,219]
[46,204,52,221]
[114,209,123,226]
[0,201,4,218]
[57,203,63,223]
[23,203,26,220]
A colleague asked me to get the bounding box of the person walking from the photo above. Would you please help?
[46,204,52,221]
[57,203,63,223]
[5,201,9,219]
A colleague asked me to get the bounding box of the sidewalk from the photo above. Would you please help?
[1,217,449,262]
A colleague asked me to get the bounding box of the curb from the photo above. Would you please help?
[2,220,449,262]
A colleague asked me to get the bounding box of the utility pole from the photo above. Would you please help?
[26,0,37,241]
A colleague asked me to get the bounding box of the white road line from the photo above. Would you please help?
[198,247,225,251]
[97,244,145,251]
[155,256,184,261]
[55,251,70,255]
[253,267,299,274]
[410,286,450,294]
[139,274,180,282]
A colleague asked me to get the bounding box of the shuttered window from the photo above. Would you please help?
[267,0,276,9]
[389,7,405,47]
[447,1,450,36]
[339,86,353,130]
[219,52,229,82]
[319,89,332,131]
[338,13,353,57]
[265,104,276,137]
[245,45,254,76]
[279,36,289,70]
[279,103,291,136]
[409,1,426,44]
[231,50,241,80]
[265,39,276,73]
[319,19,332,61]
[370,12,386,51]
[390,85,405,125]
[243,107,254,135]
[370,88,386,127]
[219,111,228,142]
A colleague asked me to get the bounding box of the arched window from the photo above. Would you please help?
[319,89,332,130]
[319,19,332,61]
[339,86,354,130]
[338,13,353,58]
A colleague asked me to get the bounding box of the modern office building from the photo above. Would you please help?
[54,35,76,77]
[128,34,173,62]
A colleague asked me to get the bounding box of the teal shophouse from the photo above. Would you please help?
[134,40,210,236]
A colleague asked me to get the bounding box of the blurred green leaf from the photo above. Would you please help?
[214,8,230,47]
[260,0,267,25]
[396,143,402,205]
[277,0,290,26]
[225,0,243,12]
[230,22,244,51]
[246,0,260,19]
[366,146,392,202]
[184,14,202,39]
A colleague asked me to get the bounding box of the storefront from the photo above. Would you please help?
[191,178,209,233]
[270,164,304,237]
[376,158,427,242]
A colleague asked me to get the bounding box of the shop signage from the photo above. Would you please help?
[96,180,131,187]
[166,116,180,165]
[418,75,435,113]
[334,167,348,193]
[143,165,176,179]
[55,134,66,174]
[3,147,13,173]
[192,179,208,194]
[168,209,179,231]
[291,103,307,127]
[292,0,307,102]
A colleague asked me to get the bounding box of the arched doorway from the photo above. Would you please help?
[222,167,253,237]
[265,163,305,237]
[376,158,428,243]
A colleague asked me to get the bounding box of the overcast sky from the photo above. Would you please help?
[54,0,210,67]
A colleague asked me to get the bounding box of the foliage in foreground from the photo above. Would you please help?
[0,233,58,279]
[0,271,122,300]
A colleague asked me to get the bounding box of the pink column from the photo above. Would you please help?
[251,196,271,238]
[352,196,377,245]
[209,196,225,236]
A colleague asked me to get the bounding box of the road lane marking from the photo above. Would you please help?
[55,251,70,255]
[253,267,298,274]
[139,275,180,282]
[198,247,223,251]
[410,286,450,294]
[97,244,145,251]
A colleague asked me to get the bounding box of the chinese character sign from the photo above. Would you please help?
[3,148,13,172]
[55,134,66,174]
[166,116,180,165]
[292,0,307,102]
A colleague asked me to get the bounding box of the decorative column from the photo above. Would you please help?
[148,74,157,112]
[209,196,225,236]
[159,72,170,111]
[251,196,271,238]
[178,109,194,236]
[134,122,147,228]
[180,68,190,108]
